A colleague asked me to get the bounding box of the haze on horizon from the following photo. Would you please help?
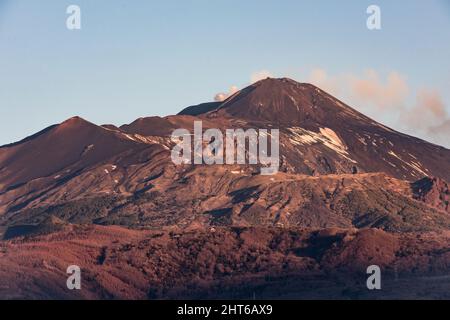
[0,0,449,147]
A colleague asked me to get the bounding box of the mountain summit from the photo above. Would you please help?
[183,78,369,128]
[182,78,450,181]
[217,78,340,122]
[0,79,449,221]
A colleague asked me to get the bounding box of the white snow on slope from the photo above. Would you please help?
[288,127,356,163]
[388,151,428,177]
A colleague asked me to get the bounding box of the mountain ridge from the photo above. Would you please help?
[0,78,449,225]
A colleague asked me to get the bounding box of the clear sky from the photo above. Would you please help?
[1,0,450,147]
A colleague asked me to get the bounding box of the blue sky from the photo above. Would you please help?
[1,0,450,146]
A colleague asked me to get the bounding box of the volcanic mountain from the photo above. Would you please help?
[1,77,449,223]
[0,117,143,188]
[1,78,450,299]
[187,78,450,181]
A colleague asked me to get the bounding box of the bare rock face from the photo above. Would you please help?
[412,177,450,213]
[1,78,450,299]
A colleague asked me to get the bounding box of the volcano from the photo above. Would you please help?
[1,78,449,299]
[185,78,450,181]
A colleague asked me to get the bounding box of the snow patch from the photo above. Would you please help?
[288,95,300,111]
[357,137,367,145]
[123,134,138,142]
[288,127,356,163]
[388,151,402,161]
[388,151,427,177]
[408,153,418,160]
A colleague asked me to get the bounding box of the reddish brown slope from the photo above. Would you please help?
[412,177,450,212]
[0,117,142,191]
[1,225,449,299]
[120,116,177,137]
